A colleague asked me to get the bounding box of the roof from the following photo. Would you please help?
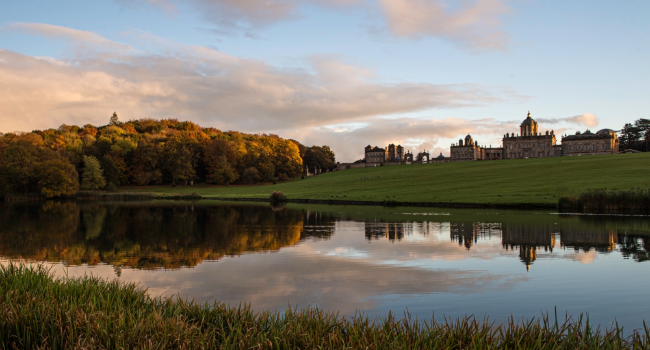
[367,146,385,152]
[563,132,612,141]
[520,111,537,126]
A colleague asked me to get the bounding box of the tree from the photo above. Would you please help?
[204,138,238,185]
[242,167,260,185]
[81,155,107,190]
[620,123,642,151]
[110,112,119,125]
[206,156,238,185]
[303,146,336,172]
[634,118,650,151]
[37,159,79,198]
[130,139,162,186]
[255,153,275,182]
[164,138,196,185]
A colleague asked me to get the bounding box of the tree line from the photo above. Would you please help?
[619,118,650,152]
[0,113,336,198]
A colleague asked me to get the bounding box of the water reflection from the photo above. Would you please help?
[1,201,650,327]
[1,202,648,272]
[0,201,311,274]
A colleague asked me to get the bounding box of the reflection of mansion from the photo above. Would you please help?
[450,111,620,162]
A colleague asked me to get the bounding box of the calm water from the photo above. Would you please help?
[1,201,649,328]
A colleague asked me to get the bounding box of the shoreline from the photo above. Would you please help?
[2,192,556,210]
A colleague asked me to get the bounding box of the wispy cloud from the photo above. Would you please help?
[115,0,511,51]
[536,113,599,128]
[2,23,135,53]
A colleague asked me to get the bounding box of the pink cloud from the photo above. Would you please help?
[115,0,511,51]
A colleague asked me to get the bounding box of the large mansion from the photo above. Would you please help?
[336,111,620,171]
[450,112,619,162]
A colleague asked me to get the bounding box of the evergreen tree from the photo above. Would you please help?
[81,155,106,190]
[110,112,119,125]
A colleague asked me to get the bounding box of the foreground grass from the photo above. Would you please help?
[1,264,649,349]
[122,153,650,206]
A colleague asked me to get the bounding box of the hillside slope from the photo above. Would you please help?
[127,153,650,205]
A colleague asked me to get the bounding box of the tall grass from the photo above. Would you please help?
[1,264,648,349]
[558,188,650,214]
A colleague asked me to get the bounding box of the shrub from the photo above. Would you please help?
[106,182,118,192]
[270,191,287,204]
[558,188,650,214]
[278,173,290,182]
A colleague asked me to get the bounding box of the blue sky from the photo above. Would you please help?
[0,0,648,161]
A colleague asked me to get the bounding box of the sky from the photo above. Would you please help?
[0,0,648,161]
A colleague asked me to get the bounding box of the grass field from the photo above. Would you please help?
[122,153,650,206]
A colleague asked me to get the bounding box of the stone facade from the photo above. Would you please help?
[451,111,619,162]
[561,129,620,156]
[364,145,387,167]
[338,111,619,172]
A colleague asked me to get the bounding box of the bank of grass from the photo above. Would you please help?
[1,264,648,349]
[122,153,650,206]
[559,188,650,214]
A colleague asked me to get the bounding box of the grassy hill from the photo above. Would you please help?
[124,153,650,206]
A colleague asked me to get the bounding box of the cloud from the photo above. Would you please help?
[536,113,600,128]
[114,0,510,51]
[0,24,517,142]
[1,23,134,53]
[295,117,517,161]
[375,0,510,50]
[114,0,179,14]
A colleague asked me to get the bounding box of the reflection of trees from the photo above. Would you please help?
[0,202,312,272]
[618,235,649,262]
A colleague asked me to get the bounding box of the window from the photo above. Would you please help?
[569,146,573,151]
[602,144,606,150]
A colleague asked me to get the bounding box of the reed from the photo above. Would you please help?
[1,263,648,349]
[558,188,650,214]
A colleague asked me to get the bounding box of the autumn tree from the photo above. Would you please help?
[204,139,238,185]
[242,167,260,185]
[37,159,79,198]
[164,138,196,185]
[130,139,162,186]
[255,153,275,182]
[81,155,106,190]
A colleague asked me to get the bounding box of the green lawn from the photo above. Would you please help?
[122,153,650,206]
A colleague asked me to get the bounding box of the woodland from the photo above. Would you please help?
[0,113,336,198]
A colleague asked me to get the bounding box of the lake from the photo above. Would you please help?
[1,200,648,329]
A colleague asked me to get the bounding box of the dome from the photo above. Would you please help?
[597,129,617,138]
[464,134,474,144]
[520,111,537,126]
